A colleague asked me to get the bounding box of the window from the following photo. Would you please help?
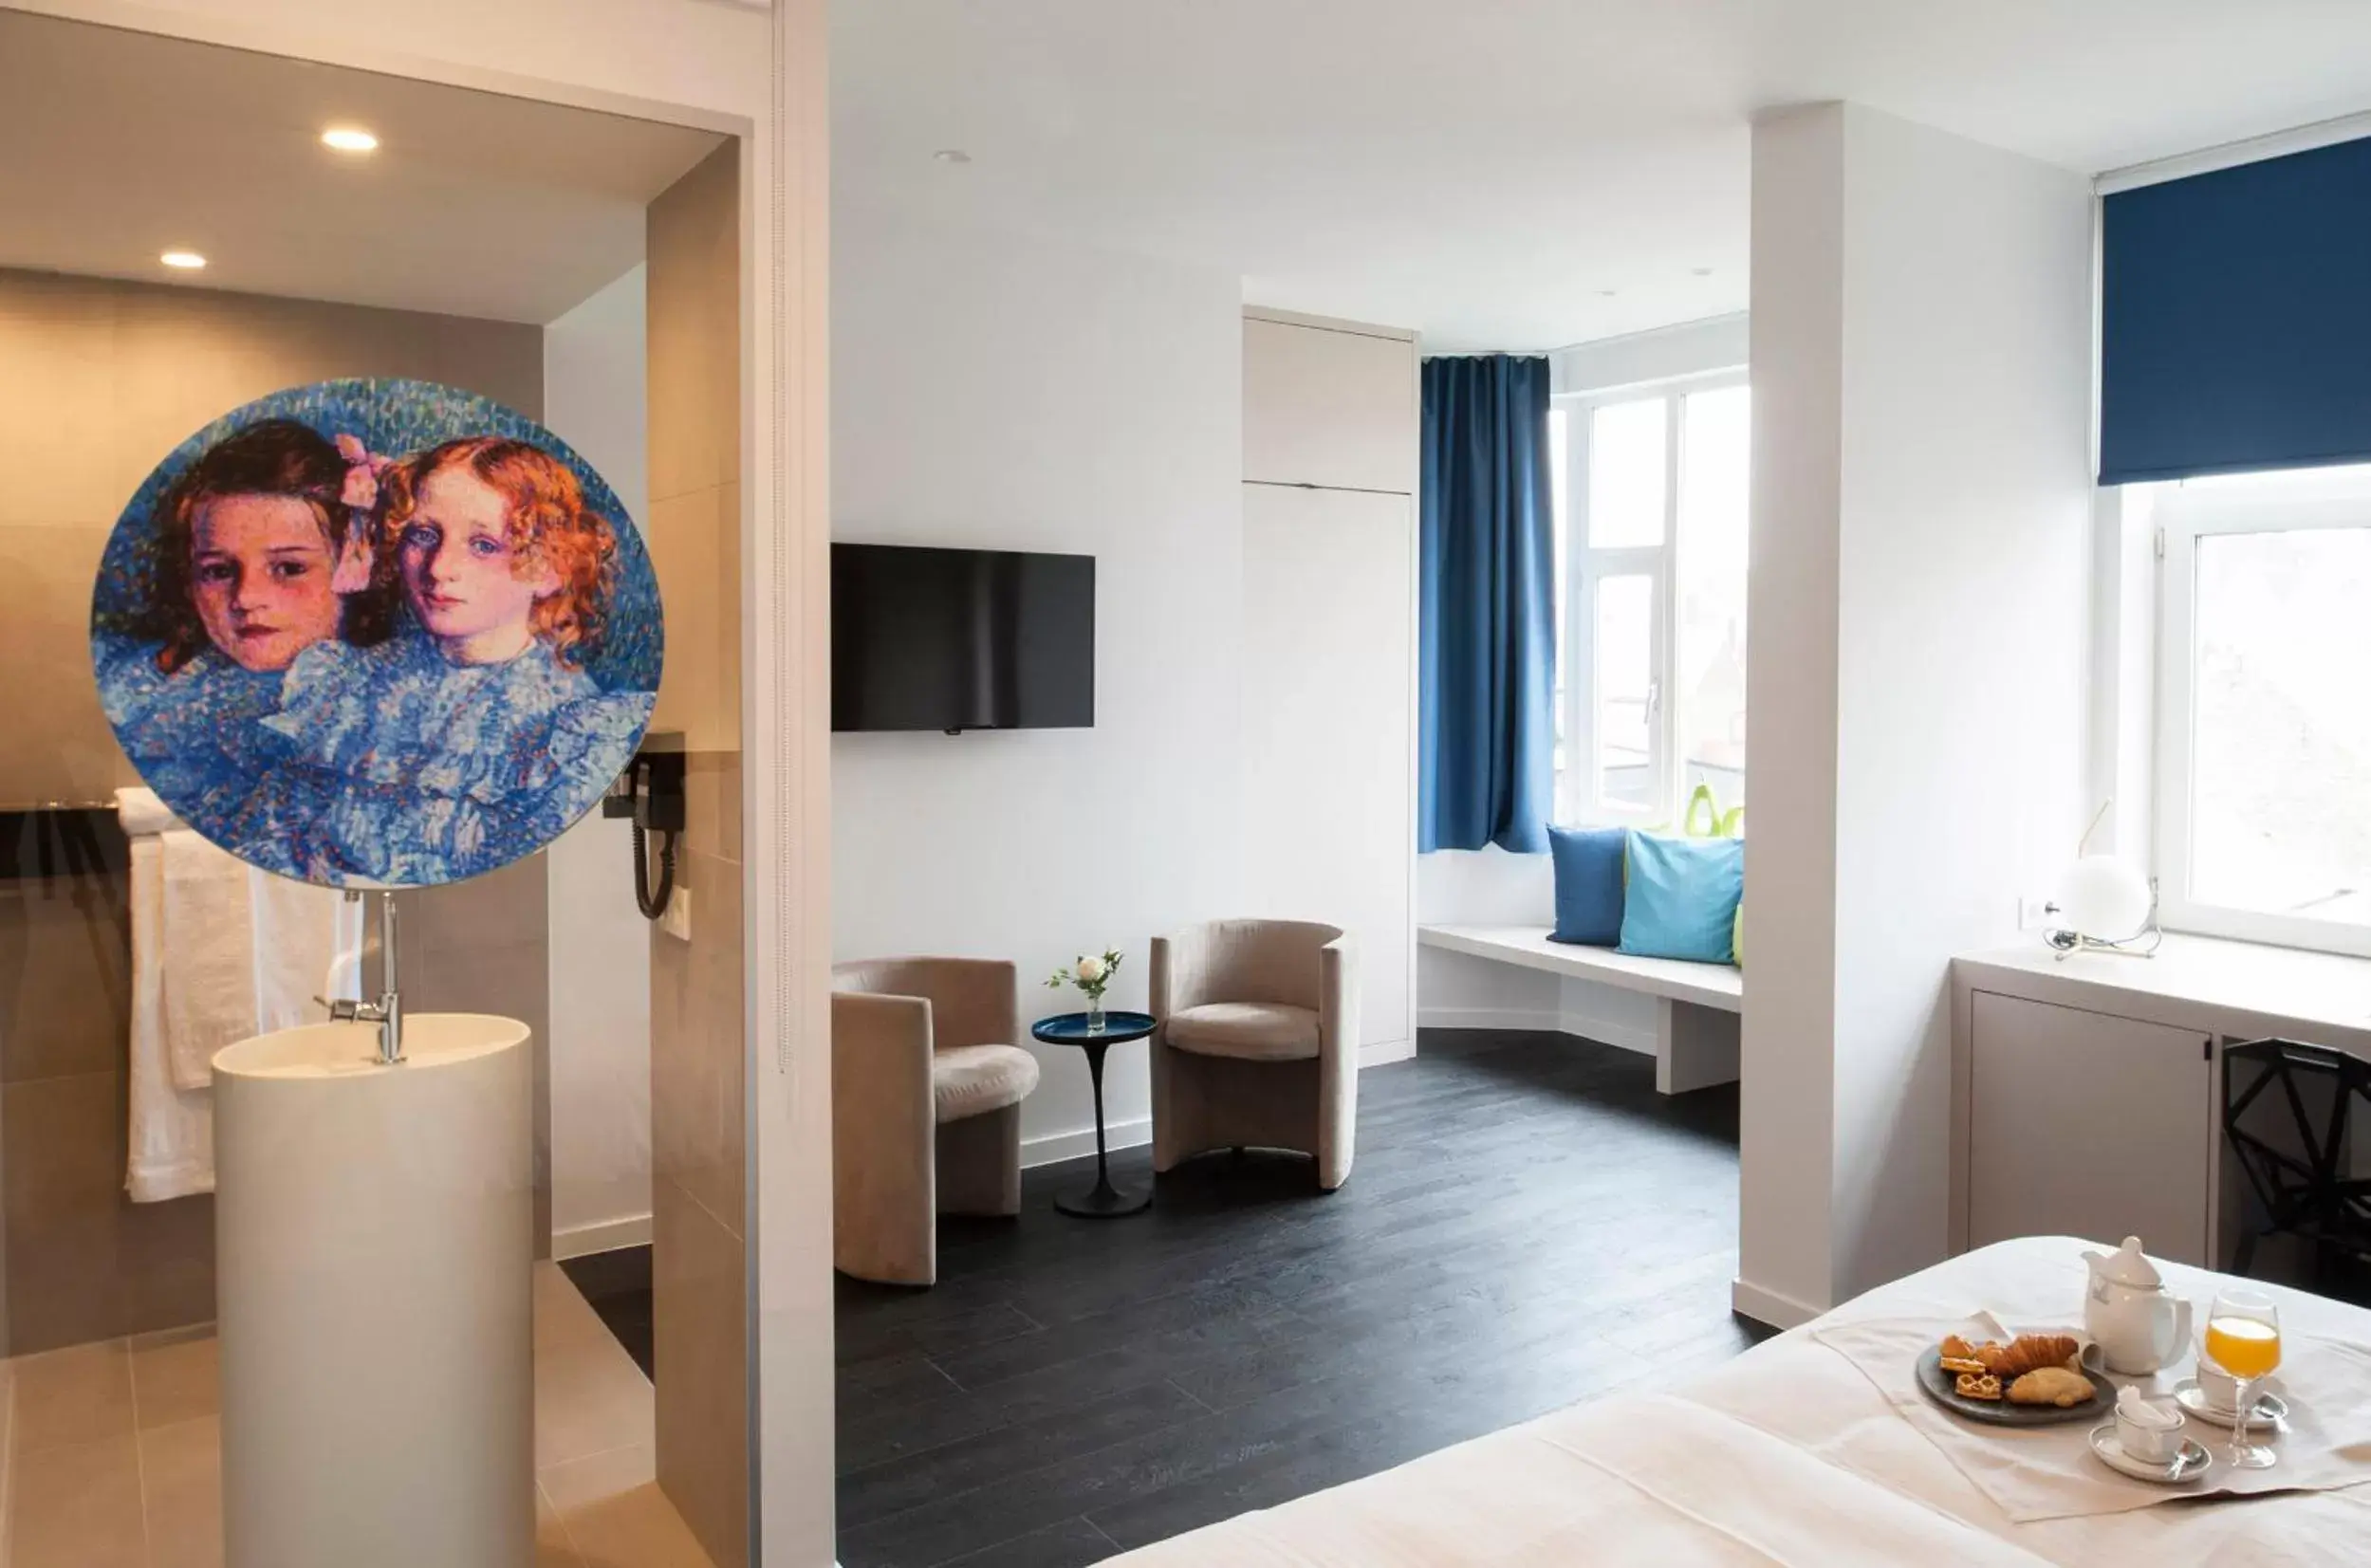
[2156,472,2371,957]
[1550,376,1750,828]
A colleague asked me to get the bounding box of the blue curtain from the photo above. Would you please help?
[1418,355,1555,854]
[2102,133,2371,483]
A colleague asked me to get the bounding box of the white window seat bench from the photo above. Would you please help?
[1416,924,1742,1095]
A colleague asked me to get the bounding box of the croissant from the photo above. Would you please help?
[2008,1367,2095,1407]
[1977,1334,2081,1380]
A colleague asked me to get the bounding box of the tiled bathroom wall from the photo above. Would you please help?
[0,810,206,1356]
[0,267,554,1355]
[646,141,750,1568]
[397,856,559,1252]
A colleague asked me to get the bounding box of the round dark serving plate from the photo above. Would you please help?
[1914,1345,2115,1428]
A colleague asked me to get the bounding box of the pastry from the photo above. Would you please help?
[1940,1356,1988,1375]
[2007,1366,2095,1408]
[1940,1335,1979,1360]
[1954,1372,2004,1402]
[1978,1334,2082,1380]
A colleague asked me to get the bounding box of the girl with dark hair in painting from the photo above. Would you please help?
[95,419,391,831]
[250,436,657,883]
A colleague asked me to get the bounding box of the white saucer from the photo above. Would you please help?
[2173,1379,2289,1432]
[2088,1424,2213,1484]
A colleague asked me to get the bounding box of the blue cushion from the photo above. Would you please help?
[1618,832,1744,965]
[1547,824,1626,946]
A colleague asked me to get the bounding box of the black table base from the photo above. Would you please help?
[1055,1175,1151,1217]
[1054,1032,1150,1218]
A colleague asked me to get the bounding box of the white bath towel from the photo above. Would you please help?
[118,787,363,1201]
[159,826,257,1091]
[116,788,177,837]
[126,830,213,1202]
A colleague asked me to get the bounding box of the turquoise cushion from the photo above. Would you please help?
[1546,824,1625,946]
[1618,832,1744,965]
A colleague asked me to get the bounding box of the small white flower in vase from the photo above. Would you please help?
[1047,948,1124,1033]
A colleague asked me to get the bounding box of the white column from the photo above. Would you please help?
[1737,102,2095,1325]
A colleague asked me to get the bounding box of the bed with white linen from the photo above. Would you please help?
[1103,1238,2371,1565]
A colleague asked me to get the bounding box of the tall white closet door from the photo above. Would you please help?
[1241,482,1415,1054]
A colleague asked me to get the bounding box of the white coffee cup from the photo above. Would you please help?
[2195,1358,2244,1414]
[2115,1388,2187,1465]
[2195,1357,2279,1420]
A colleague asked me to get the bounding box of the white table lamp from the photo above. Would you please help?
[2047,853,2158,958]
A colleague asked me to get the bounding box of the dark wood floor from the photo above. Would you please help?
[834,1028,1761,1568]
[560,1243,658,1378]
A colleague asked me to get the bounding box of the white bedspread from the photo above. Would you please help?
[1104,1238,2371,1566]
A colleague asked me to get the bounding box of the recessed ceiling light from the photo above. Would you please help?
[932,148,972,165]
[1692,267,1714,278]
[159,249,207,270]
[1599,288,1619,298]
[321,126,380,154]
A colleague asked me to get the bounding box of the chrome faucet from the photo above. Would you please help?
[324,891,404,1064]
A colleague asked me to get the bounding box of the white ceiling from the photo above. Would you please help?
[834,0,2371,352]
[0,11,724,324]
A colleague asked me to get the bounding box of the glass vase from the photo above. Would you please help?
[1086,993,1106,1033]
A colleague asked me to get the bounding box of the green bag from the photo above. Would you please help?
[1681,783,1744,839]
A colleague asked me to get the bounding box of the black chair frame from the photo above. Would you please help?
[2223,1037,2371,1286]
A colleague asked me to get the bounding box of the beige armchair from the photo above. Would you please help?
[831,957,1042,1285]
[1150,920,1360,1190]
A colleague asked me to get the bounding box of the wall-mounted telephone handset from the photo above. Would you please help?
[603,735,685,920]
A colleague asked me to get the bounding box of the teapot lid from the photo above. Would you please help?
[2089,1235,2162,1289]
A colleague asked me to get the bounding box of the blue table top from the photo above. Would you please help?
[1031,1009,1158,1045]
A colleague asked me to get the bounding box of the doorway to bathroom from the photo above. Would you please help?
[0,11,752,1565]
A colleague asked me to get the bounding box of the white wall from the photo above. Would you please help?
[1739,102,2094,1324]
[831,201,1245,1164]
[2088,485,2158,858]
[542,264,656,1252]
[1416,947,1662,1054]
[1548,312,1750,396]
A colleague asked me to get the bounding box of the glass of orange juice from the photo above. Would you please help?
[2203,1286,2283,1469]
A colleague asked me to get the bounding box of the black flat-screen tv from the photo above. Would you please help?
[831,543,1096,733]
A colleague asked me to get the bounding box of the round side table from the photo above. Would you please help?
[1030,1010,1158,1217]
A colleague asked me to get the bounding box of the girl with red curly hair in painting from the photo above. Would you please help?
[252,437,656,883]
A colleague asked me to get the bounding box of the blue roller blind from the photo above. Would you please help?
[2101,134,2371,485]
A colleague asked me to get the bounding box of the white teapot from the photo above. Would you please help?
[2083,1236,2195,1374]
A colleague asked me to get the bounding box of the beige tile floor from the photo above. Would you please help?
[0,1264,713,1568]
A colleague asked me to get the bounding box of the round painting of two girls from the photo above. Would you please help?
[91,378,663,889]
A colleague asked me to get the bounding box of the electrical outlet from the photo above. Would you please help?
[2018,895,2054,932]
[659,885,693,943]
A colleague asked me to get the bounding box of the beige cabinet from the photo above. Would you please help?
[1241,309,1418,1060]
[1244,315,1419,494]
[1966,991,2214,1264]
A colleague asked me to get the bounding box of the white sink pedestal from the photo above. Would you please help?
[213,1013,534,1568]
